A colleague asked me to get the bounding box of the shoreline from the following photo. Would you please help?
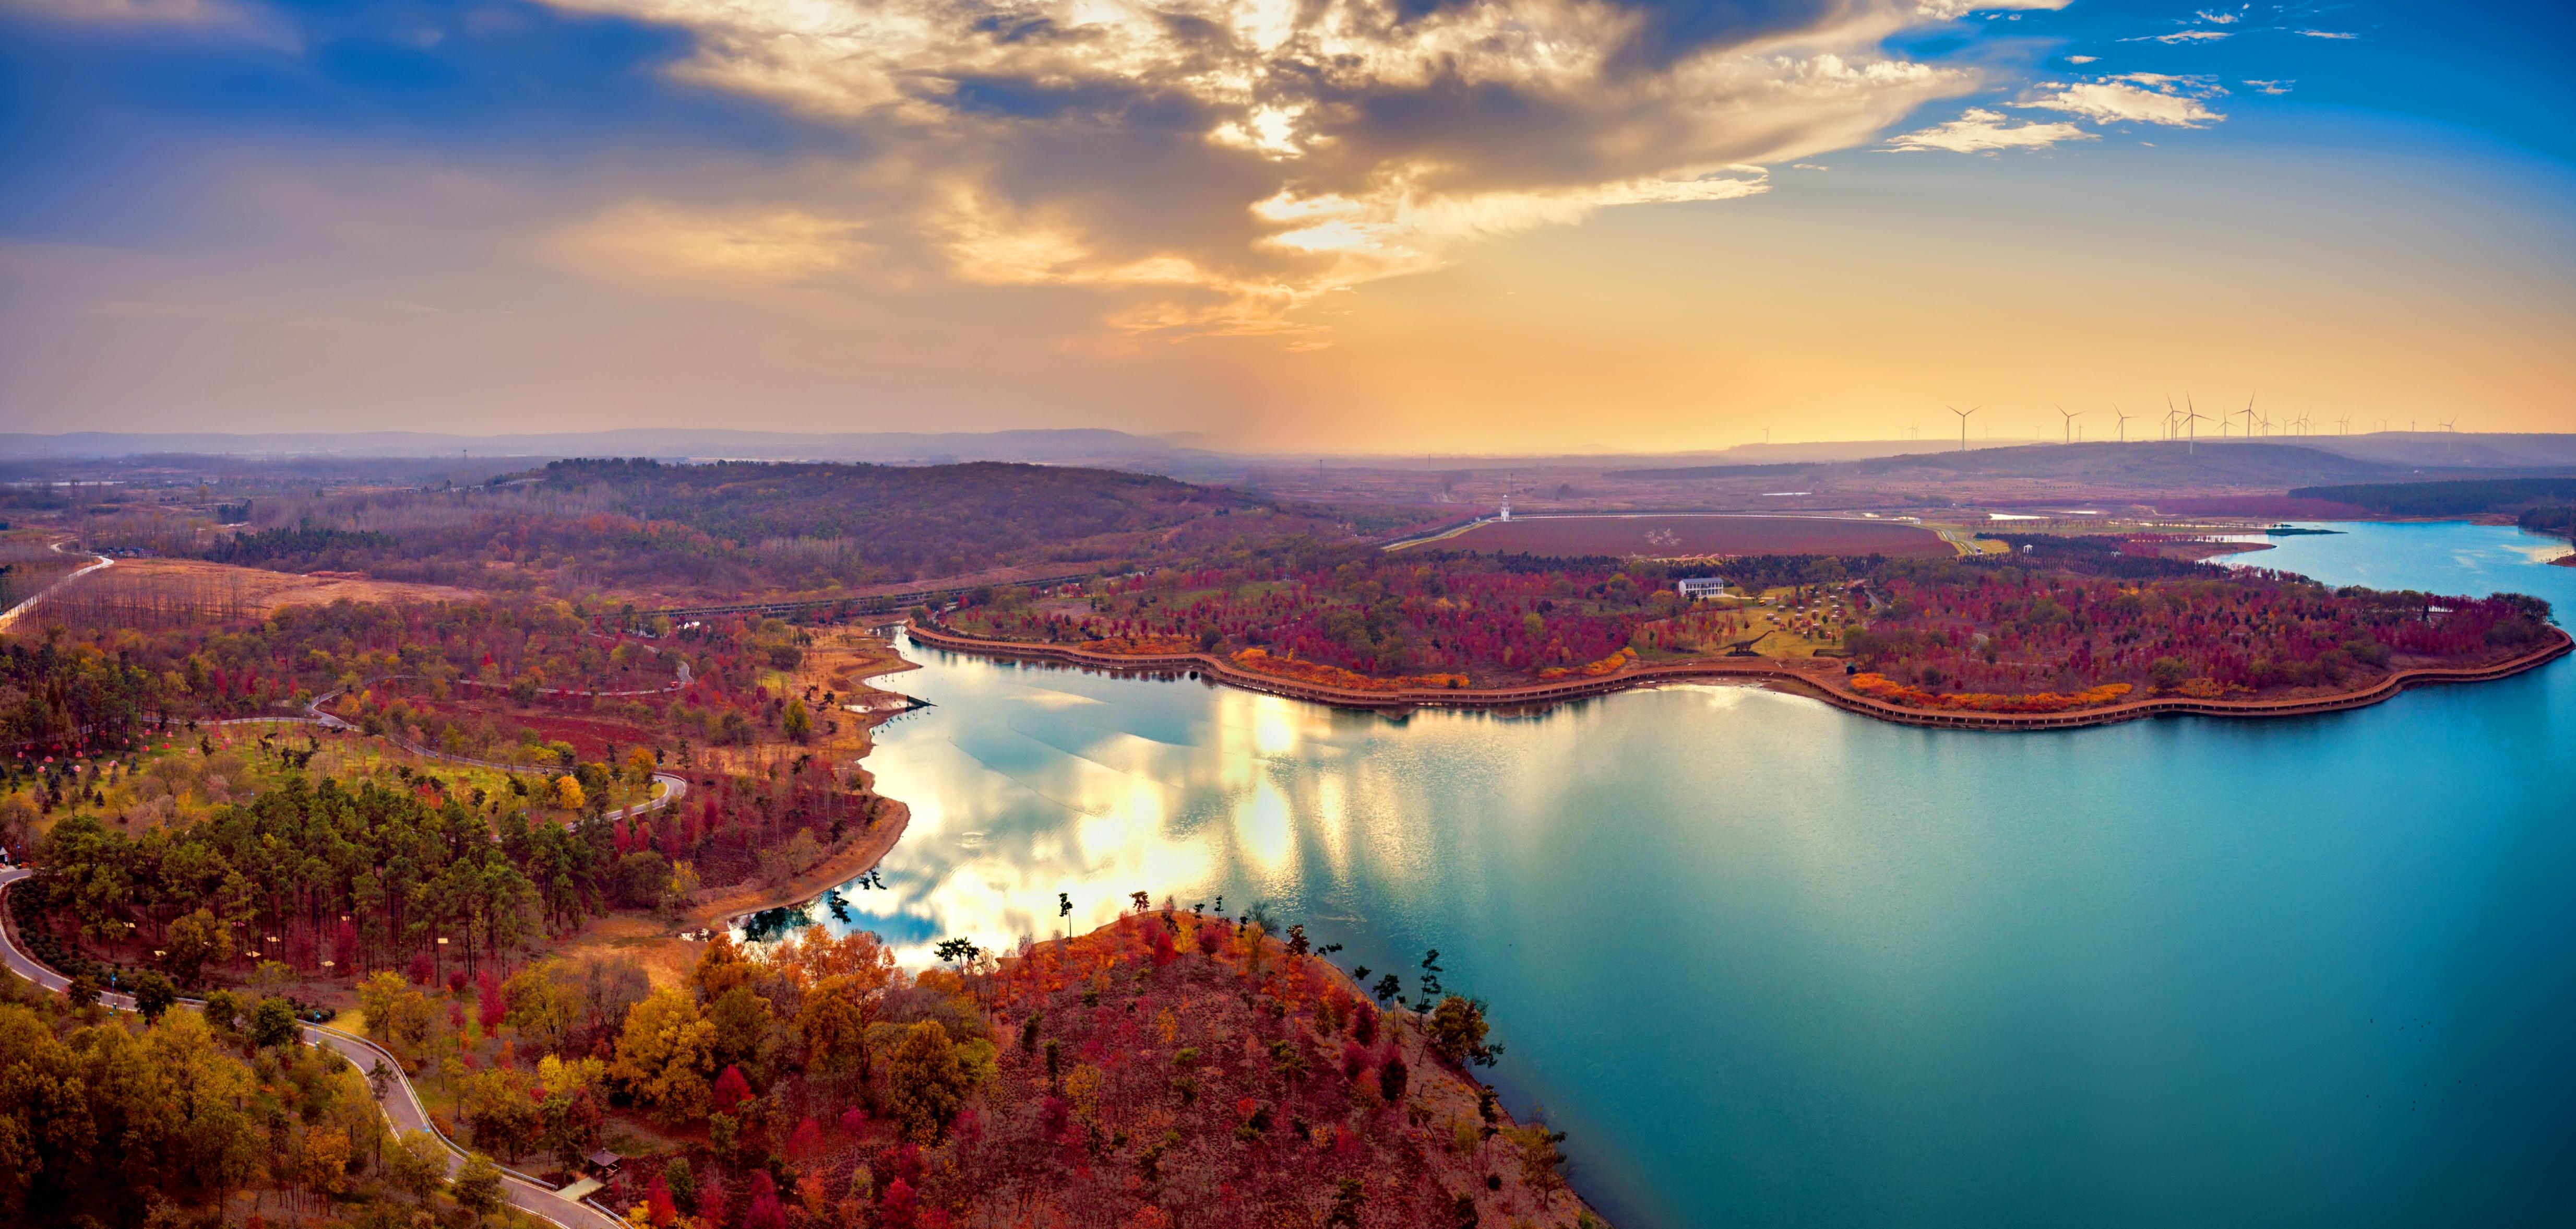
[903,620,2574,732]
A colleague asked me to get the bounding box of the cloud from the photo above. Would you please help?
[2021,73,2226,127]
[2066,55,2097,64]
[549,202,874,287]
[527,0,2064,340]
[1886,107,2096,152]
[1,0,233,20]
[2194,8,2239,23]
[2124,29,2229,43]
[1,0,289,40]
[2244,79,2293,96]
[2295,29,2358,39]
[1913,1,2070,20]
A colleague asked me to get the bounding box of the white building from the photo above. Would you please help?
[1677,577,1732,599]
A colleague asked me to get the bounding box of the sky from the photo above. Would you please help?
[1,0,2570,453]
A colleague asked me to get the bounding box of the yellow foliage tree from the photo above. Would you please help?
[300,1127,352,1199]
[796,975,874,1076]
[552,775,586,811]
[536,1053,607,1097]
[357,971,434,1063]
[609,987,719,1123]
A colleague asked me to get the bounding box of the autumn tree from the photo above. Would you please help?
[1426,996,1502,1068]
[451,1152,506,1220]
[797,973,875,1081]
[384,1130,449,1206]
[611,987,719,1124]
[874,1020,993,1143]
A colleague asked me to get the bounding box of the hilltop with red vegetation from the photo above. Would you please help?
[547,905,1597,1229]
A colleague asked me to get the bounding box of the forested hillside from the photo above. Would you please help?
[92,459,1376,600]
[939,533,2559,708]
[2286,477,2576,516]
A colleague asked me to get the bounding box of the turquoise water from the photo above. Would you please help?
[808,522,2576,1228]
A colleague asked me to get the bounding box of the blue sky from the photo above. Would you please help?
[1,0,2568,448]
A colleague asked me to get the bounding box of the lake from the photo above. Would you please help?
[797,521,2576,1228]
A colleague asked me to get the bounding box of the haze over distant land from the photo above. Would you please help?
[7,428,2574,476]
[4,2,2571,450]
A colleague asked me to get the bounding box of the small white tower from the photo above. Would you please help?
[1498,494,1512,523]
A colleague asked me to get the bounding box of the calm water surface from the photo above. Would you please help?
[804,522,2576,1228]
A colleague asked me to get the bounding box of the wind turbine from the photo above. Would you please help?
[2440,416,2459,432]
[2257,406,2274,438]
[2165,395,2181,441]
[2184,396,2210,454]
[2113,405,2136,443]
[1948,404,1979,454]
[2336,415,2351,435]
[2055,404,2086,445]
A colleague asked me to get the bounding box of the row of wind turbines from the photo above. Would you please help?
[1936,398,2460,454]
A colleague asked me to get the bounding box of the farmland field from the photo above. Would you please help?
[1427,514,1952,558]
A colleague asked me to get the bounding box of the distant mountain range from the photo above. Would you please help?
[3,428,2570,480]
[0,428,1189,465]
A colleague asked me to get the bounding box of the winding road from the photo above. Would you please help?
[0,540,113,635]
[0,873,622,1228]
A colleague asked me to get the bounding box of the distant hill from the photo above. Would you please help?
[1845,441,2407,487]
[0,427,1187,465]
[2287,476,2576,516]
[79,457,1333,600]
[2295,432,2576,470]
[1604,462,1820,480]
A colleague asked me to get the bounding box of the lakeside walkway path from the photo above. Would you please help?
[907,622,2574,731]
[0,866,623,1229]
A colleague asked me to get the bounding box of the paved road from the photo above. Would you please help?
[0,541,113,634]
[0,867,621,1229]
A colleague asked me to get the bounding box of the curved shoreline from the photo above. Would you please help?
[903,621,2574,731]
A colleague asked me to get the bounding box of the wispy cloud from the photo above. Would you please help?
[2194,8,2240,23]
[2244,79,2294,96]
[2124,29,2230,43]
[1,0,236,21]
[2295,28,2358,39]
[2020,73,2227,128]
[548,202,875,287]
[2067,54,2098,64]
[1886,108,2096,152]
[0,0,288,42]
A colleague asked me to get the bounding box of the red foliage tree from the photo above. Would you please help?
[878,1177,918,1229]
[477,968,507,1031]
[784,1116,822,1162]
[696,1174,730,1229]
[741,1171,787,1229]
[712,1064,753,1115]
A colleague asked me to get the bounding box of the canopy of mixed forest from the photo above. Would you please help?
[937,533,2559,709]
[87,459,1400,600]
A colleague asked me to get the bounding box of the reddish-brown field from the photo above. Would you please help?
[1436,513,1951,558]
